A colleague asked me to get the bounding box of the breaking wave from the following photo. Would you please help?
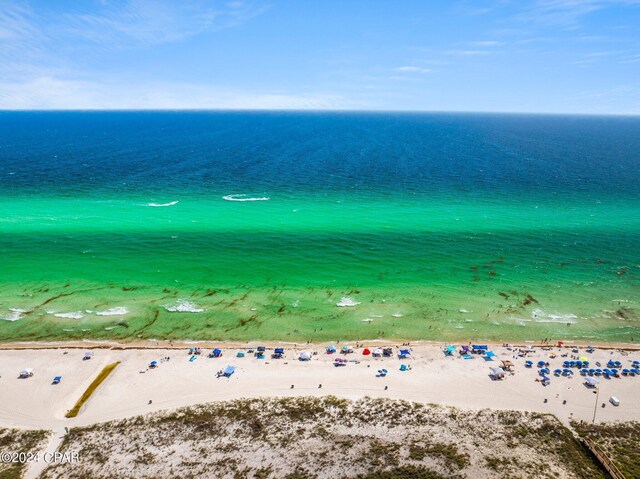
[96,307,129,316]
[54,312,84,319]
[336,297,360,307]
[222,194,270,202]
[147,201,179,207]
[164,300,204,313]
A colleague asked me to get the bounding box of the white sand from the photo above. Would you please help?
[1,343,639,431]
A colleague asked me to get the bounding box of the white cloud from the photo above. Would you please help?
[392,66,433,73]
[62,0,268,47]
[469,41,504,46]
[0,77,351,110]
[516,0,640,28]
[445,50,495,56]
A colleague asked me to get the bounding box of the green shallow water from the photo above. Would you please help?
[1,193,639,343]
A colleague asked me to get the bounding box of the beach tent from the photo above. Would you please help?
[83,351,94,360]
[236,351,245,358]
[19,369,33,378]
[273,348,285,358]
[149,361,158,369]
[362,348,371,356]
[484,351,496,361]
[326,345,337,354]
[383,348,394,357]
[52,376,62,385]
[223,365,236,377]
[257,346,266,352]
[341,345,353,353]
[490,367,505,379]
[472,345,488,354]
[299,351,311,361]
[372,348,383,357]
[444,345,456,356]
[399,349,411,359]
[212,348,223,358]
[399,364,409,371]
[585,377,598,386]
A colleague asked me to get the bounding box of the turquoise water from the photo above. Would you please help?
[0,112,639,343]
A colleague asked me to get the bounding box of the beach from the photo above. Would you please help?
[1,341,638,432]
[2,341,639,477]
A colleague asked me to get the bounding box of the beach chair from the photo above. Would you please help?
[525,360,533,368]
[52,376,62,385]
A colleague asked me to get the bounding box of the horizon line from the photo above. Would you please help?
[0,108,639,117]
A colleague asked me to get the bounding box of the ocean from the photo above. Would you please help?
[0,111,639,343]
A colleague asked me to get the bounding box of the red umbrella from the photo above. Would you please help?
[362,348,371,355]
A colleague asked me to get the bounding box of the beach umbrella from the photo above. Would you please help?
[362,348,371,355]
[327,345,337,353]
[342,346,349,351]
[299,351,311,361]
[579,356,589,362]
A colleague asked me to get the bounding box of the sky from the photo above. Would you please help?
[0,0,639,113]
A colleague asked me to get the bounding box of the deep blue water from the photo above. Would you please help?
[1,111,639,198]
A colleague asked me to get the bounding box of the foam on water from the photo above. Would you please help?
[54,311,84,319]
[391,312,403,318]
[336,297,360,307]
[531,308,578,324]
[222,194,270,202]
[1,308,26,321]
[147,201,179,207]
[164,299,205,313]
[95,307,129,316]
